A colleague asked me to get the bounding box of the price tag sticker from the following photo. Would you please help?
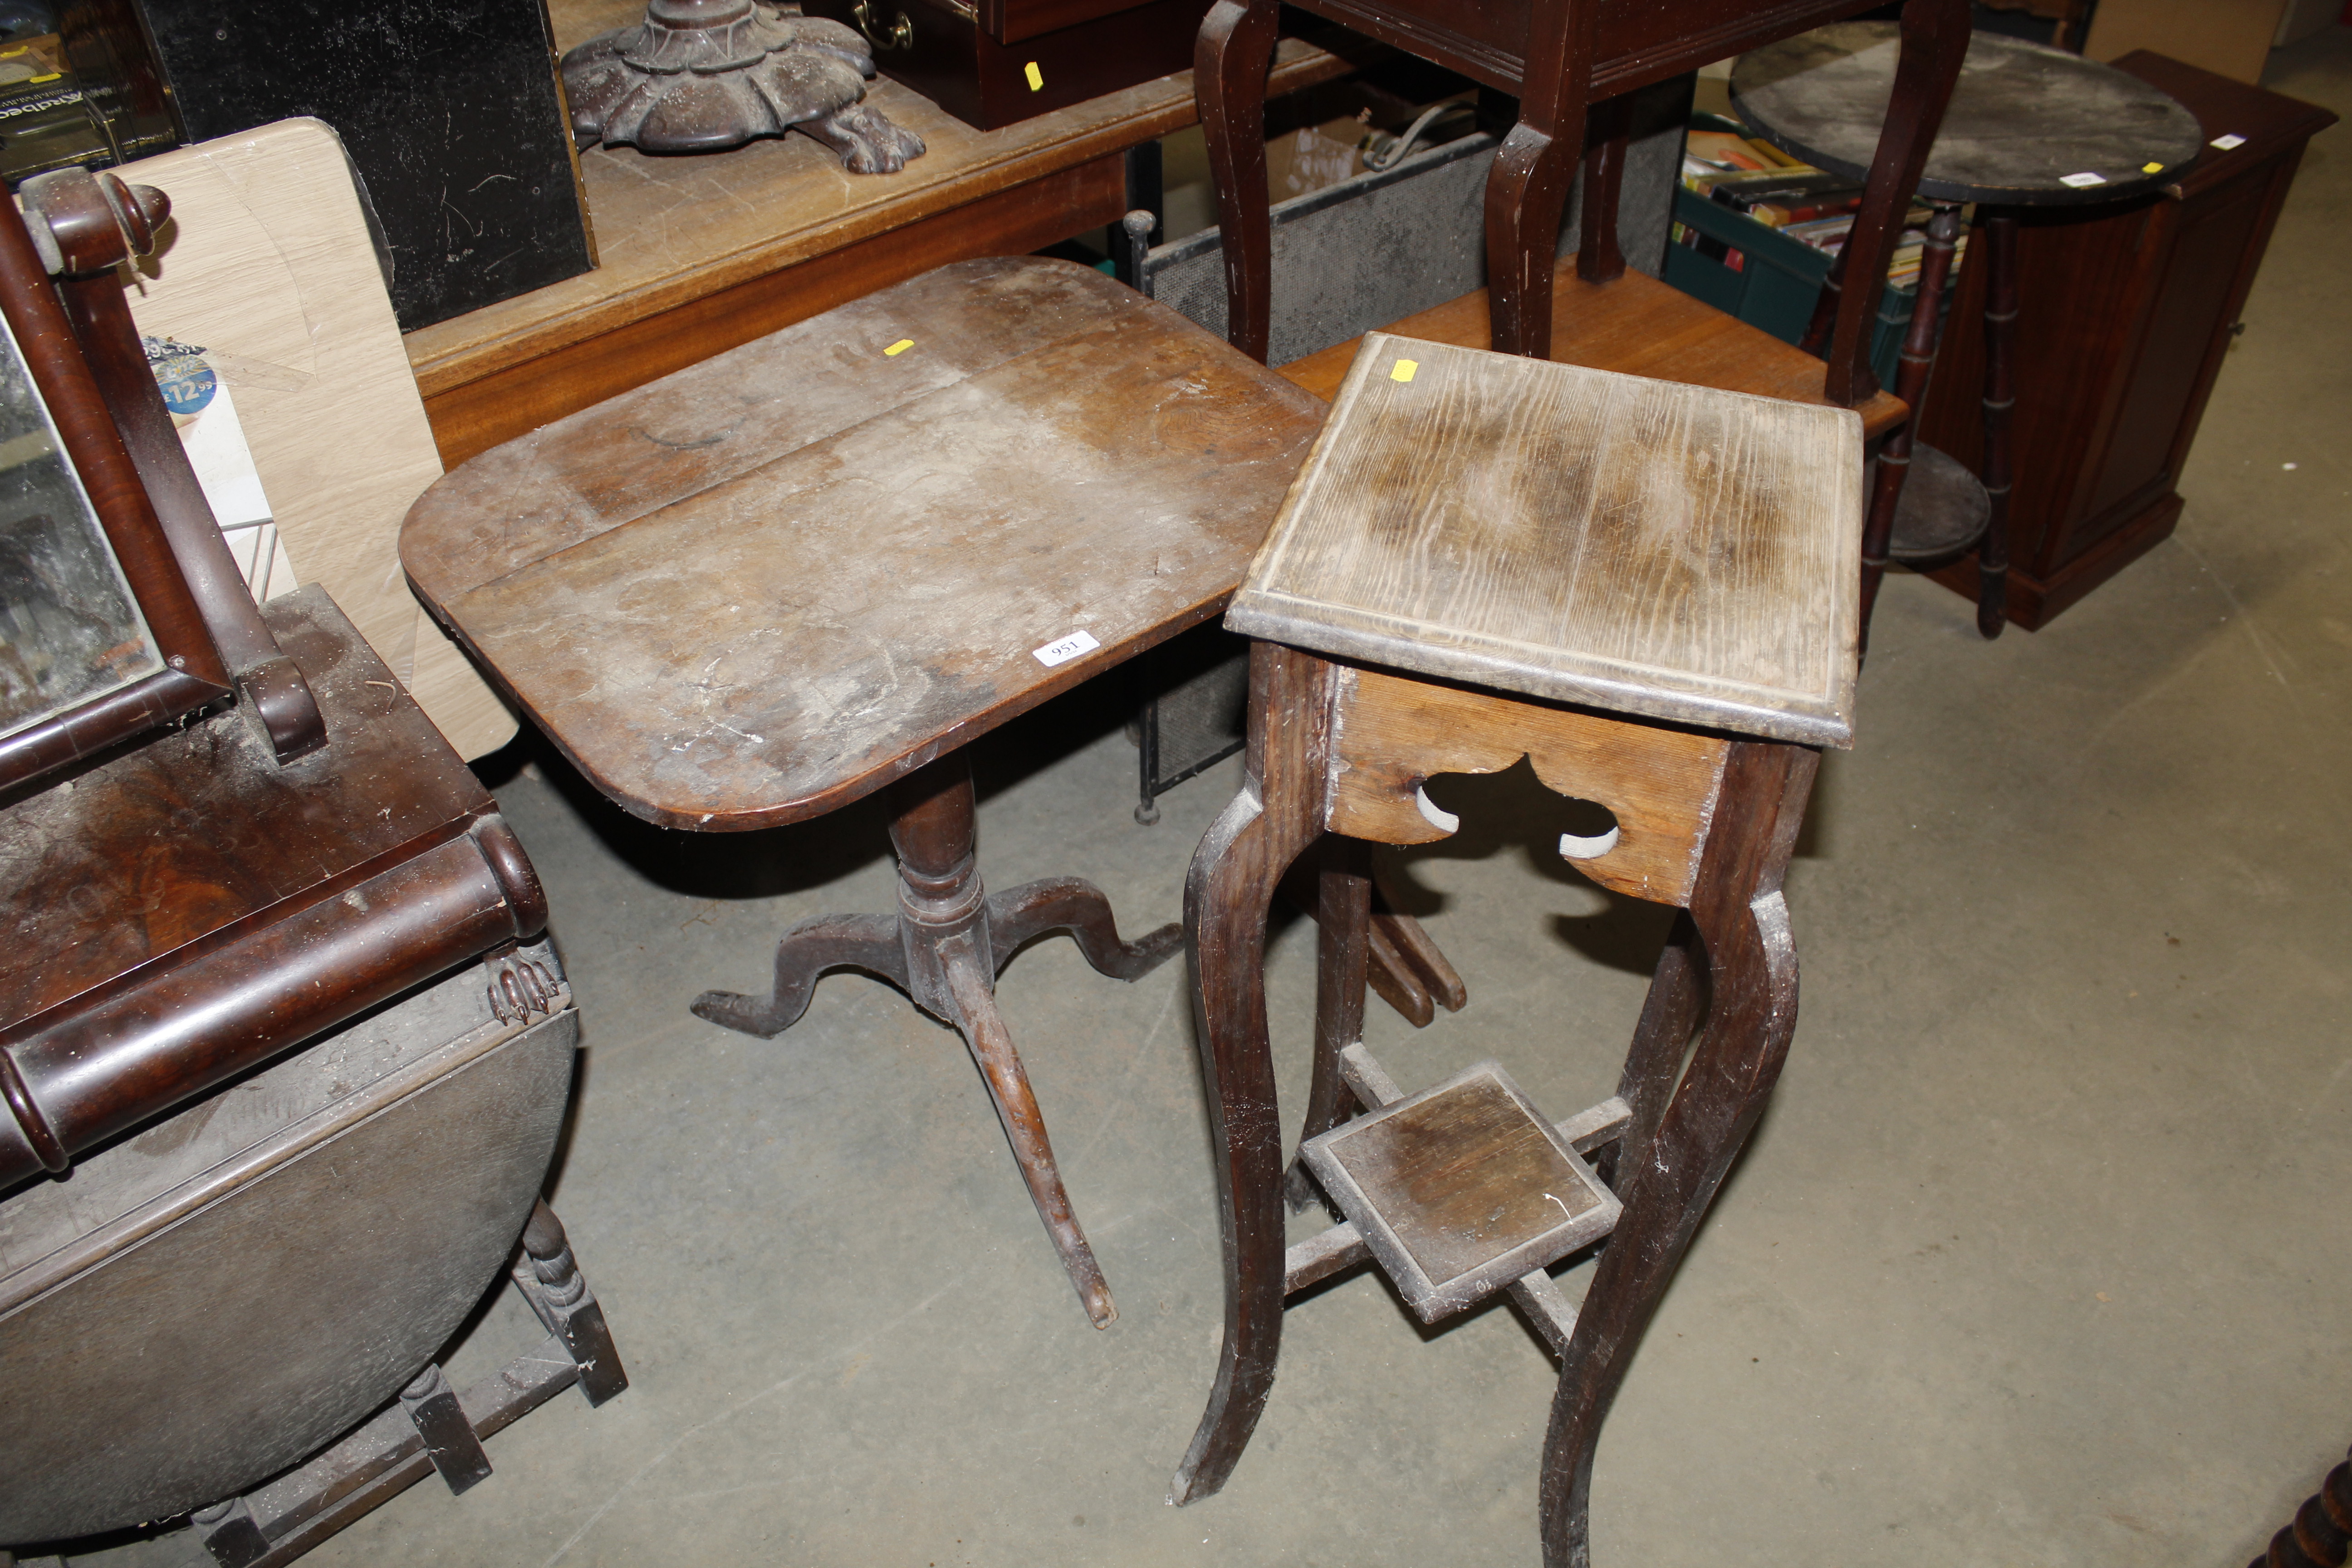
[1024,60,1043,91]
[1390,358,1418,383]
[2142,162,2164,174]
[2211,133,2247,150]
[2059,171,2107,188]
[884,338,914,357]
[1032,629,1099,667]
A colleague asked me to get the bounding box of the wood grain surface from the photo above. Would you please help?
[0,588,491,1034]
[1275,261,1908,441]
[1318,1069,1599,1292]
[1235,333,1863,747]
[1325,665,1730,906]
[115,119,514,759]
[402,258,1326,831]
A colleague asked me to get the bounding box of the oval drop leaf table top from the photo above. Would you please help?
[400,258,1328,832]
[1732,21,2206,207]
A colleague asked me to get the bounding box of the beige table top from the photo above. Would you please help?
[402,3,1352,406]
[1232,333,1866,748]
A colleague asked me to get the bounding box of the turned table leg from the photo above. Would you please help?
[1858,200,1968,650]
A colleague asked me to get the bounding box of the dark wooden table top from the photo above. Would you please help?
[1230,333,1865,749]
[402,258,1328,832]
[0,588,491,1035]
[1733,22,2206,206]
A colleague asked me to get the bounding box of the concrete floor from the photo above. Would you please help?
[79,29,2352,1568]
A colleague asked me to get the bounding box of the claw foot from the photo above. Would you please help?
[487,946,559,1024]
[799,100,927,174]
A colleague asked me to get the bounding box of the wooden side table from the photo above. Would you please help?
[1171,333,1862,1567]
[403,258,1328,1329]
[1916,53,2336,629]
[1735,22,2206,640]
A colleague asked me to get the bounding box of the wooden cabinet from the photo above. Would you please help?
[1917,52,2335,629]
[801,0,1216,129]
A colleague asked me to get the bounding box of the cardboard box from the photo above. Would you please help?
[2084,0,2290,85]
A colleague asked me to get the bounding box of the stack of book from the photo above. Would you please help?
[1676,121,1967,284]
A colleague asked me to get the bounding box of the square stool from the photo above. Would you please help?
[1171,333,1862,1567]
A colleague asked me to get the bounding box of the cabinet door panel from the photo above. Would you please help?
[2072,175,2271,554]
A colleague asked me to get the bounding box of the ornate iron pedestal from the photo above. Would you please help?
[561,0,926,171]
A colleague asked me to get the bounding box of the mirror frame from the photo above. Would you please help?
[0,170,232,794]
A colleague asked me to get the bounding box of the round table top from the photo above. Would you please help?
[1730,23,2205,207]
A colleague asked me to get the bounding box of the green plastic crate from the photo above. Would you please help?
[1662,184,1922,389]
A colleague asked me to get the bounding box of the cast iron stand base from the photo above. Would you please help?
[560,0,926,171]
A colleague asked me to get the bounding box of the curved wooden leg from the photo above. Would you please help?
[694,754,1174,1327]
[1284,836,1371,1211]
[942,947,1118,1328]
[1591,908,1705,1191]
[690,911,907,1037]
[1539,742,1818,1568]
[1821,0,1968,407]
[986,876,1183,981]
[1196,0,1280,363]
[1171,643,1336,1505]
[1484,117,1585,358]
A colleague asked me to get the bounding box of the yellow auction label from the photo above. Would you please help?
[1024,61,1043,91]
[1390,358,1418,383]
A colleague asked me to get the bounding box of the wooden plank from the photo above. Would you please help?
[1327,666,1730,907]
[1299,1057,1621,1322]
[1277,261,1908,442]
[404,36,1357,404]
[114,120,512,757]
[1283,1220,1370,1294]
[1240,333,1865,748]
[421,154,1125,467]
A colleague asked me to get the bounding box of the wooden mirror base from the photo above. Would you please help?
[560,0,927,171]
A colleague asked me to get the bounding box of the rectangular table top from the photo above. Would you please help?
[402,258,1327,830]
[1230,333,1864,748]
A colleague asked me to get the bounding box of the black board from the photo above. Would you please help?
[138,0,594,330]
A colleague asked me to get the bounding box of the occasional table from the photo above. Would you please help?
[1172,333,1864,1568]
[402,258,1328,1329]
[1733,22,2204,638]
